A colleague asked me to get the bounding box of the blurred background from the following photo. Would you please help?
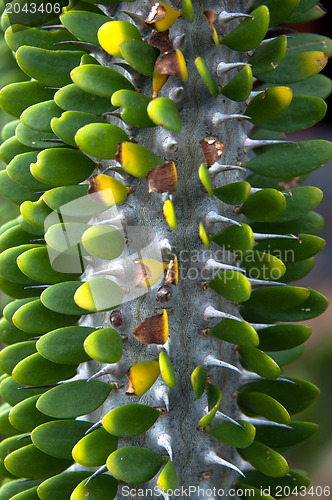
[0,1,331,497]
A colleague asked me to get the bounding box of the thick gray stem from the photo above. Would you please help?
[79,1,251,496]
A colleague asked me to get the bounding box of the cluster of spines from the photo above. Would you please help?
[0,0,330,498]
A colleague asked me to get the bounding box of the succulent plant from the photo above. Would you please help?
[0,0,331,498]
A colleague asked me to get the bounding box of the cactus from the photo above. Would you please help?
[0,0,331,498]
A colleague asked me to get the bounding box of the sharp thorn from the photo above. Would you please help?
[205,210,242,228]
[203,305,242,323]
[204,451,246,477]
[84,420,103,436]
[204,355,242,374]
[84,465,108,487]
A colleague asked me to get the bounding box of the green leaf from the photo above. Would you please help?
[0,434,31,478]
[1,120,21,141]
[159,351,176,387]
[157,460,178,492]
[36,380,112,419]
[258,324,311,351]
[0,319,31,347]
[278,258,316,283]
[0,340,37,375]
[238,392,290,424]
[243,288,328,323]
[245,87,293,124]
[243,140,332,178]
[191,365,207,398]
[266,345,304,366]
[71,64,134,98]
[0,225,34,254]
[40,282,89,316]
[31,420,91,460]
[238,347,281,379]
[72,428,118,467]
[115,142,163,178]
[0,376,48,407]
[199,383,222,427]
[51,111,107,147]
[243,286,310,311]
[238,377,320,415]
[106,447,163,484]
[250,211,324,237]
[209,420,256,448]
[285,4,326,23]
[120,39,159,77]
[12,353,77,386]
[71,474,118,500]
[254,233,325,262]
[60,10,109,45]
[273,186,323,223]
[20,100,62,133]
[181,0,194,21]
[212,224,255,254]
[241,189,286,222]
[0,244,41,285]
[3,298,36,323]
[210,319,259,347]
[9,395,55,432]
[6,25,75,52]
[199,163,214,198]
[36,326,93,365]
[258,95,327,132]
[30,148,96,186]
[4,444,73,479]
[253,0,300,26]
[0,276,40,300]
[254,421,318,452]
[260,51,328,83]
[0,479,42,500]
[240,469,310,498]
[238,441,289,478]
[16,47,85,87]
[221,6,270,52]
[54,84,113,115]
[15,123,61,150]
[208,271,252,302]
[37,472,91,500]
[0,170,39,204]
[17,246,82,284]
[0,403,20,437]
[84,328,123,363]
[12,299,79,334]
[75,123,128,159]
[45,222,90,256]
[214,181,251,205]
[20,199,52,230]
[221,65,253,102]
[74,278,123,312]
[43,183,123,218]
[7,152,50,191]
[102,404,160,438]
[0,81,55,118]
[98,20,141,58]
[0,137,38,166]
[8,487,38,500]
[286,32,332,57]
[111,90,154,127]
[259,74,332,100]
[195,57,219,98]
[147,97,182,132]
[241,250,286,281]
